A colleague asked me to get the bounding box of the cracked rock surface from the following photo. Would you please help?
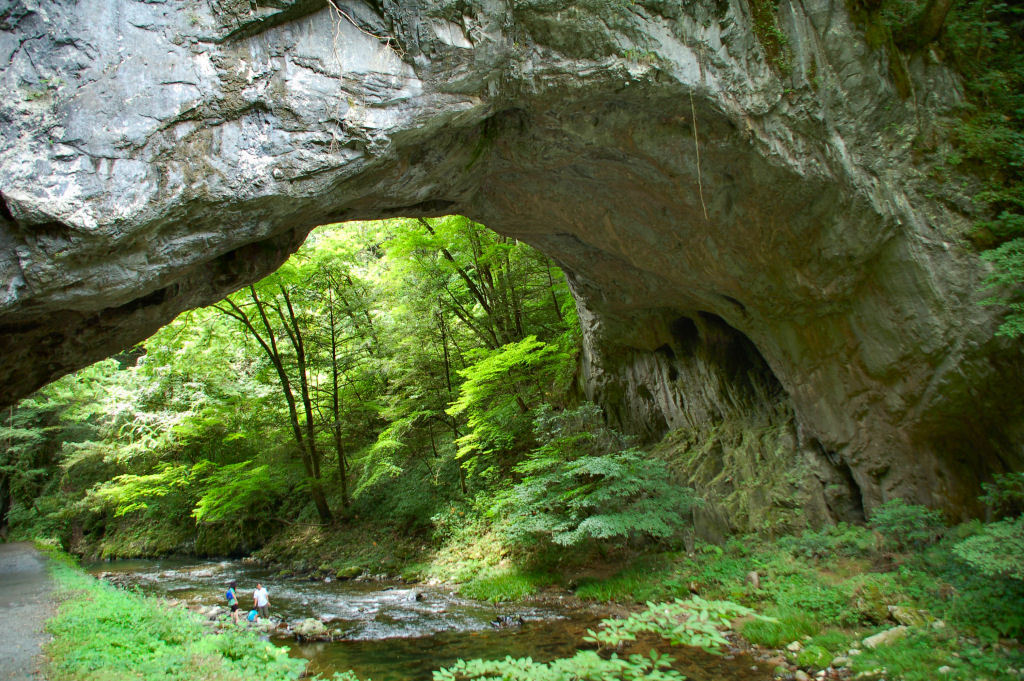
[1,0,1021,517]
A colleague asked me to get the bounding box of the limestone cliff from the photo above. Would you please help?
[1,0,1021,522]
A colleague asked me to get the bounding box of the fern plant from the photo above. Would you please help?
[495,404,697,547]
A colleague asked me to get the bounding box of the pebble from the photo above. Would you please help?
[794,670,811,681]
[938,666,953,674]
[787,640,803,652]
[832,656,851,668]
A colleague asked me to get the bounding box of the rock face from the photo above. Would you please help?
[1,0,1022,518]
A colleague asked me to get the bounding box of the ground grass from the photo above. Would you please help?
[61,494,1024,681]
[573,562,677,603]
[457,567,554,602]
[41,547,316,681]
[556,525,1024,681]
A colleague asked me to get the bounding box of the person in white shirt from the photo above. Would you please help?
[253,583,270,619]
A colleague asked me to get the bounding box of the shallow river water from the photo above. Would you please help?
[88,558,774,681]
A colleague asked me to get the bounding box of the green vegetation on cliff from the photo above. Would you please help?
[851,0,1024,334]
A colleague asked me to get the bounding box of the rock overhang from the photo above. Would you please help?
[1,0,1021,518]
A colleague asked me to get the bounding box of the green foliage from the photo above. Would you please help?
[765,574,857,626]
[495,405,697,547]
[947,3,1024,333]
[747,0,792,74]
[795,645,832,669]
[432,650,685,681]
[448,337,569,473]
[457,568,544,603]
[952,515,1024,581]
[87,464,192,517]
[573,565,671,603]
[849,629,968,681]
[190,460,298,525]
[980,471,1024,517]
[7,215,581,558]
[777,522,877,559]
[583,597,768,654]
[868,498,945,550]
[45,553,309,681]
[738,606,821,647]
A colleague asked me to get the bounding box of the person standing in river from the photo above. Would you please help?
[253,582,270,620]
[226,580,240,624]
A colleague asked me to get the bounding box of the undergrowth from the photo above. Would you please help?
[42,547,312,681]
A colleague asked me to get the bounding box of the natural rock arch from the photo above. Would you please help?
[1,0,1021,520]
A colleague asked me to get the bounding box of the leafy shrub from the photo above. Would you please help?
[848,573,901,624]
[583,597,770,654]
[778,523,876,560]
[447,336,570,477]
[767,575,856,626]
[868,499,944,550]
[433,650,685,681]
[980,471,1024,518]
[952,515,1024,581]
[849,629,964,681]
[496,404,697,548]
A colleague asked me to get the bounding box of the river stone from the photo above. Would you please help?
[1,0,1022,521]
[292,618,328,639]
[336,566,363,579]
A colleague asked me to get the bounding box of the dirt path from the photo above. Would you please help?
[0,543,53,681]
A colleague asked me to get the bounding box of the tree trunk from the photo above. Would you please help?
[546,260,564,323]
[280,286,332,523]
[328,284,349,510]
[217,289,331,524]
[0,472,10,539]
[903,0,953,48]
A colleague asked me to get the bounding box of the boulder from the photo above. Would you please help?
[292,618,328,640]
[862,626,909,649]
[888,605,932,627]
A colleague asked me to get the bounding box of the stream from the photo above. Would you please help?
[88,558,775,681]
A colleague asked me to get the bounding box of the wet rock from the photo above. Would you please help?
[292,618,328,639]
[256,619,278,633]
[490,614,525,628]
